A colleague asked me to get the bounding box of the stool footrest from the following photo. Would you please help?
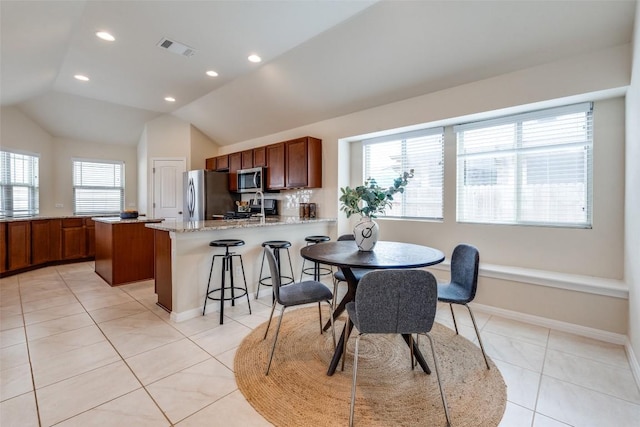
[206,287,250,301]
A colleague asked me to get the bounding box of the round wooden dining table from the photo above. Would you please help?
[300,240,445,376]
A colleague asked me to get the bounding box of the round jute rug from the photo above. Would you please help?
[235,306,507,427]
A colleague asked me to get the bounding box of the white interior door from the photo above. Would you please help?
[153,159,186,221]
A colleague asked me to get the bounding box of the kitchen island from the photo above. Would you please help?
[146,216,336,322]
[94,217,164,286]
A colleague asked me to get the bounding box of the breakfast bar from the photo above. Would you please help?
[146,217,336,322]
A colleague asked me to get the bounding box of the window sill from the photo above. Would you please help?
[428,261,627,299]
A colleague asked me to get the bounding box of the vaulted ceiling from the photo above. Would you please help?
[1,0,636,147]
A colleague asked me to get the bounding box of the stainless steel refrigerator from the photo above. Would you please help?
[183,170,239,221]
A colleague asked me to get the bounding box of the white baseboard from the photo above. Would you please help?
[625,339,640,390]
[471,302,627,345]
[472,302,640,390]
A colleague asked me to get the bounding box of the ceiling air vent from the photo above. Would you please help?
[156,37,196,57]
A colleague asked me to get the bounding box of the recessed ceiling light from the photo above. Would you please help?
[96,31,115,42]
[206,70,218,77]
[164,96,176,102]
[248,54,262,63]
[74,74,89,82]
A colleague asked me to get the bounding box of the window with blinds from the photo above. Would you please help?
[363,127,444,219]
[0,150,40,217]
[73,159,124,215]
[455,102,593,227]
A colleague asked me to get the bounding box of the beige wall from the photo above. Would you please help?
[626,1,640,371]
[189,125,218,170]
[0,107,138,216]
[216,44,630,334]
[0,107,138,217]
[0,107,56,215]
[50,137,138,216]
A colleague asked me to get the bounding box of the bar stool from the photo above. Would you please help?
[203,239,252,324]
[256,240,295,300]
[300,235,333,281]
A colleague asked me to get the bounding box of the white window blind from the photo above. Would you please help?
[455,102,593,227]
[0,150,40,217]
[73,159,124,215]
[363,127,444,219]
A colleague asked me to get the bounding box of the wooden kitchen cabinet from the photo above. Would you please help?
[154,229,172,311]
[241,150,253,169]
[7,221,31,270]
[215,155,229,171]
[85,218,95,257]
[285,137,322,188]
[61,218,86,260]
[94,218,160,286]
[253,147,266,167]
[30,219,62,265]
[266,142,286,190]
[205,157,216,170]
[228,152,242,192]
[0,223,7,273]
[1,216,95,277]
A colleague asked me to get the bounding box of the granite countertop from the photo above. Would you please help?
[92,217,164,224]
[0,214,116,223]
[145,216,336,233]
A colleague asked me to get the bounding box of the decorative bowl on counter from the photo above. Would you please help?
[120,210,138,219]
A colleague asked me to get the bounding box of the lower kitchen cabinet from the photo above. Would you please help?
[62,218,87,260]
[7,222,31,271]
[1,216,95,277]
[94,218,162,286]
[0,223,6,273]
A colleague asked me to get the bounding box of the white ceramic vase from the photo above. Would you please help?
[353,216,379,251]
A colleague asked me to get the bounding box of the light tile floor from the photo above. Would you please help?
[1,262,639,426]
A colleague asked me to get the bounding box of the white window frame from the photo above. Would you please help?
[73,158,125,215]
[0,149,39,217]
[362,127,444,220]
[454,102,593,228]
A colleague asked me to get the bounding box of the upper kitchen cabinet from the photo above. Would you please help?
[253,147,266,167]
[266,143,286,190]
[228,152,242,192]
[206,155,233,171]
[285,137,322,189]
[205,157,215,170]
[241,150,253,169]
[215,155,229,171]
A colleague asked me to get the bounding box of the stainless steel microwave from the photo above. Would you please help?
[237,167,264,193]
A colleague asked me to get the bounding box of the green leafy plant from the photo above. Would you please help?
[339,169,414,219]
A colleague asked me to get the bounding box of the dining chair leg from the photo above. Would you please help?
[349,333,362,427]
[265,306,287,375]
[465,303,490,370]
[317,302,323,334]
[410,335,415,370]
[424,333,451,427]
[449,303,459,335]
[326,300,336,349]
[263,301,278,340]
[341,318,354,371]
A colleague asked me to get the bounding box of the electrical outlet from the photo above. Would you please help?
[55,203,63,208]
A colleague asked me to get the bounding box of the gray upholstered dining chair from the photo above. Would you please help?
[262,246,336,375]
[332,234,371,307]
[437,243,490,370]
[345,269,450,427]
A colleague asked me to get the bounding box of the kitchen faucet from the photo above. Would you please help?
[255,190,265,224]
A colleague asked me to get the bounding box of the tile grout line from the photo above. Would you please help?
[55,264,175,427]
